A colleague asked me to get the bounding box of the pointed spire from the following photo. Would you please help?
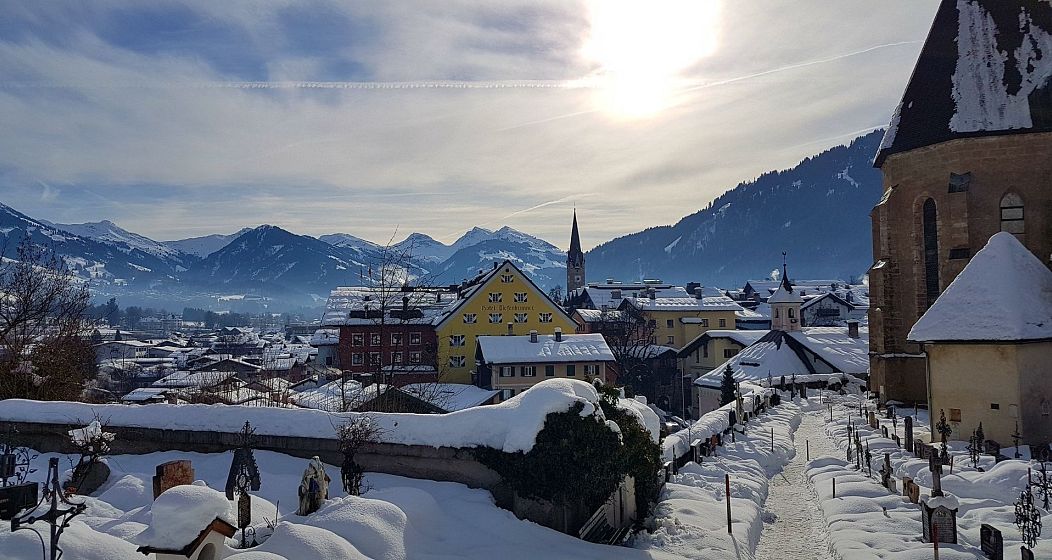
[569,209,582,257]
[781,251,793,292]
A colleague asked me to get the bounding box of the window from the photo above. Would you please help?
[351,353,363,365]
[392,352,403,364]
[701,318,709,327]
[923,198,940,309]
[774,308,780,319]
[409,332,421,345]
[391,333,403,346]
[500,274,514,283]
[325,356,333,366]
[463,313,477,324]
[499,366,515,377]
[948,247,971,260]
[667,335,675,345]
[723,348,738,359]
[488,292,503,303]
[369,352,381,365]
[990,403,1000,410]
[500,389,514,400]
[787,308,794,319]
[521,366,537,377]
[514,313,528,323]
[566,364,576,377]
[409,351,421,364]
[489,313,503,324]
[351,333,364,346]
[702,344,709,358]
[539,313,553,323]
[719,318,727,327]
[370,333,381,346]
[514,292,528,303]
[449,355,466,368]
[949,408,961,423]
[584,364,598,376]
[648,336,657,344]
[449,334,466,347]
[545,365,555,377]
[666,319,674,328]
[1000,192,1025,234]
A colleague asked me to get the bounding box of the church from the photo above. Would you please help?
[868,0,1052,404]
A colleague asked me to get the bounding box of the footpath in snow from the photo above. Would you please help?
[754,400,837,560]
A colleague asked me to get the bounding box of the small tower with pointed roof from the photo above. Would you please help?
[566,210,586,293]
[769,255,802,332]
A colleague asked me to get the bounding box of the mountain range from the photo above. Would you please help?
[0,130,884,309]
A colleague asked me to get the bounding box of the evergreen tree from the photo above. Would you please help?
[720,365,737,407]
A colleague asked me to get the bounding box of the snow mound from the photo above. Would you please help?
[245,522,370,560]
[305,495,409,560]
[132,484,233,550]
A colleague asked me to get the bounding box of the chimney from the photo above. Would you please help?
[694,286,704,300]
[530,330,538,343]
[606,278,614,284]
[554,327,563,342]
[611,289,622,300]
[436,292,442,303]
[648,288,656,300]
[507,323,514,336]
[847,320,860,339]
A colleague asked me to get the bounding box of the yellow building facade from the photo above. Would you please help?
[434,261,578,384]
[619,296,740,350]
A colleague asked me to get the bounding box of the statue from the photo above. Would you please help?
[296,456,331,516]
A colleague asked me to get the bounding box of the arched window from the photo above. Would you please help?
[922,198,940,309]
[1000,193,1025,234]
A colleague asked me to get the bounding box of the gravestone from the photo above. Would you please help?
[882,426,890,438]
[868,410,878,429]
[903,477,920,504]
[297,456,330,516]
[980,523,1003,560]
[68,461,109,496]
[1021,546,1034,560]
[799,385,807,399]
[153,460,194,499]
[904,416,914,453]
[921,496,958,544]
[893,434,901,448]
[879,453,893,489]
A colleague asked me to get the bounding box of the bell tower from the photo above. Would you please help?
[769,254,802,332]
[566,210,586,293]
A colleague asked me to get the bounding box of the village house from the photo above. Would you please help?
[908,232,1052,448]
[868,0,1052,405]
[475,329,614,401]
[617,288,742,350]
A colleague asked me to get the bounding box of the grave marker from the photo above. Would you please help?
[152,460,194,500]
[904,416,914,453]
[980,523,1003,560]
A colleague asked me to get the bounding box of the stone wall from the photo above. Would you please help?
[870,132,1052,404]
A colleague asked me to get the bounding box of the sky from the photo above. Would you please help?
[0,0,940,249]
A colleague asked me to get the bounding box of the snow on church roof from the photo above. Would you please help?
[909,232,1052,343]
[876,0,1052,166]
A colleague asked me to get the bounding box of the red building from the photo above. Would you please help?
[336,312,439,386]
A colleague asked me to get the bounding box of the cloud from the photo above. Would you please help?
[0,0,940,248]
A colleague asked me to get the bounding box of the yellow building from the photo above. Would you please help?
[909,233,1052,447]
[617,291,742,350]
[434,260,578,384]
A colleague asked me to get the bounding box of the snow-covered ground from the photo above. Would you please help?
[635,401,802,560]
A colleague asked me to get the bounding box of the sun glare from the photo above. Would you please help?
[584,0,721,120]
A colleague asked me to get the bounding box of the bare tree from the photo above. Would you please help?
[0,239,95,401]
[335,415,384,495]
[597,306,657,390]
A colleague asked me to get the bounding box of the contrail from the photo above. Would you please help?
[0,79,590,91]
[680,41,923,93]
[784,124,887,151]
[437,193,588,243]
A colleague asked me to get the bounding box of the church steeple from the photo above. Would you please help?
[566,210,586,292]
[769,252,802,331]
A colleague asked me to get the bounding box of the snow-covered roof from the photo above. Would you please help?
[622,296,743,313]
[477,333,614,364]
[402,383,500,412]
[576,284,689,310]
[132,484,234,551]
[153,370,237,388]
[694,326,869,386]
[121,387,174,402]
[768,276,803,304]
[310,328,339,346]
[876,0,1052,166]
[909,232,1052,343]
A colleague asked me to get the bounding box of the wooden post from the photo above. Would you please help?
[832,477,836,498]
[806,439,810,462]
[725,474,732,534]
[771,428,774,453]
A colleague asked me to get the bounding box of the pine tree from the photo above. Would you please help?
[720,365,737,407]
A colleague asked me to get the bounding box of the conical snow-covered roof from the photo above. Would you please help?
[909,232,1052,343]
[768,273,802,304]
[875,0,1052,166]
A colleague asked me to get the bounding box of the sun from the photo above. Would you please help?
[583,0,721,120]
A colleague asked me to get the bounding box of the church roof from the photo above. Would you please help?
[874,0,1052,167]
[909,232,1052,343]
[568,210,584,265]
[768,273,802,304]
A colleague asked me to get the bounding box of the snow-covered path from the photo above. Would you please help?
[754,403,836,560]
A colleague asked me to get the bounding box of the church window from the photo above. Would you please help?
[922,198,940,309]
[1000,193,1024,234]
[788,308,795,319]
